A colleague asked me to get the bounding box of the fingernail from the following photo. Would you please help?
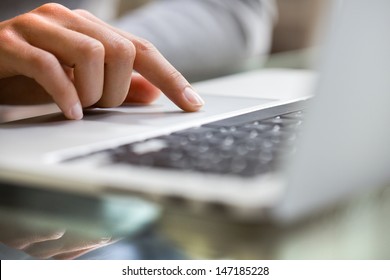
[98,237,112,244]
[70,102,83,120]
[183,87,205,107]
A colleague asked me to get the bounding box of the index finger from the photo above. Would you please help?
[130,36,205,111]
[73,10,204,112]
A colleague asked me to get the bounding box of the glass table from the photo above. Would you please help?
[1,180,390,260]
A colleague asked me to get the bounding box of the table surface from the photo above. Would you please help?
[1,181,390,260]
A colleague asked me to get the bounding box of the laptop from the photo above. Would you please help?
[1,0,389,223]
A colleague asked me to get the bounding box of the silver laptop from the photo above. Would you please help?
[1,0,389,223]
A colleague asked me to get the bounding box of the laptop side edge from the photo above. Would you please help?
[271,0,390,223]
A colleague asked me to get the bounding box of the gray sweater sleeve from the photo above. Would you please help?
[113,0,277,81]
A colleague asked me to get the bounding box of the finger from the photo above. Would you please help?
[23,233,112,259]
[53,237,118,260]
[124,73,161,104]
[16,13,105,107]
[33,4,135,108]
[73,9,205,112]
[52,247,99,260]
[0,30,83,120]
[132,37,205,111]
[0,228,65,250]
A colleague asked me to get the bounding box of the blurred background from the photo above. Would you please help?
[114,0,328,66]
[115,0,326,53]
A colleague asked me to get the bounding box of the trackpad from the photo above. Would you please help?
[82,94,275,127]
[0,95,275,158]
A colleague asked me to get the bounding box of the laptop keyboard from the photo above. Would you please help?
[107,109,305,177]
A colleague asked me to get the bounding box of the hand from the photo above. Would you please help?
[0,221,114,260]
[0,3,204,120]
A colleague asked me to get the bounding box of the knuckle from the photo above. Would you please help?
[33,3,69,15]
[167,68,184,82]
[30,52,58,74]
[0,27,17,44]
[78,39,105,60]
[11,13,41,30]
[109,37,136,61]
[134,38,157,53]
[73,9,92,18]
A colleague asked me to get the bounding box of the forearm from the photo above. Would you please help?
[113,0,276,81]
